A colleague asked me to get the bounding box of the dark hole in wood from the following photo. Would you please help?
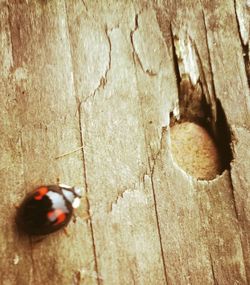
[169,27,233,177]
[170,28,181,95]
[169,78,233,178]
[242,43,250,87]
[169,111,176,126]
[213,99,233,171]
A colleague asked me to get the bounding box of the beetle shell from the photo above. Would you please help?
[16,184,82,235]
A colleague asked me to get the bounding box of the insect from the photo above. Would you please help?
[16,184,82,235]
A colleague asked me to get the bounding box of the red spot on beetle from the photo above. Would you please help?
[47,209,66,225]
[34,187,48,200]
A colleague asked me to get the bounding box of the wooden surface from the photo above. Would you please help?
[0,1,249,284]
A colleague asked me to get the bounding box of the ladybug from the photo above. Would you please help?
[16,184,82,235]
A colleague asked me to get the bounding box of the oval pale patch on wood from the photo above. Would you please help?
[170,122,222,180]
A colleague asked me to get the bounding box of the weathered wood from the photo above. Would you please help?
[1,1,96,284]
[0,0,249,285]
[66,2,168,284]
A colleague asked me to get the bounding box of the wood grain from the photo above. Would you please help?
[0,0,249,284]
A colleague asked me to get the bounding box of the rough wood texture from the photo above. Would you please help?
[0,1,249,284]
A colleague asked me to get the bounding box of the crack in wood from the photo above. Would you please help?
[103,25,112,86]
[192,39,217,127]
[209,253,219,285]
[129,27,170,280]
[131,24,169,280]
[228,170,240,221]
[83,25,112,103]
[233,0,250,88]
[202,9,217,105]
[109,174,154,213]
[130,13,139,67]
[77,100,101,285]
[109,187,136,213]
[170,23,181,101]
[150,128,169,285]
[64,3,101,283]
[130,12,157,76]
